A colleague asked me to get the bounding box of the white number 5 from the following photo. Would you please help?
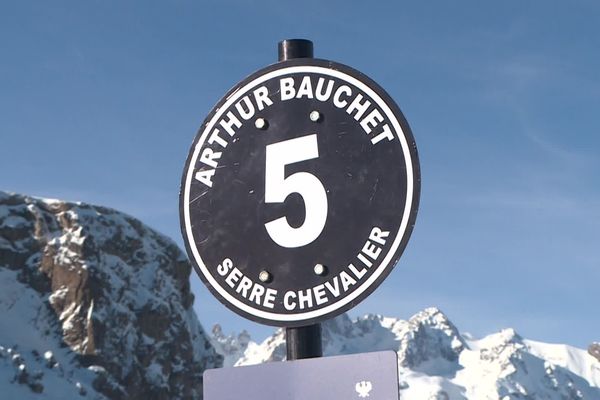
[264,134,328,248]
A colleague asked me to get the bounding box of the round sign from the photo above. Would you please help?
[180,58,420,326]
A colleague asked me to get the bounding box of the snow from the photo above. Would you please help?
[213,308,600,400]
[0,269,104,399]
[145,362,168,387]
[525,339,600,388]
[0,191,221,399]
[43,352,53,364]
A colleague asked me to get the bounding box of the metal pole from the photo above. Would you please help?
[286,324,322,360]
[278,38,323,361]
[278,39,314,61]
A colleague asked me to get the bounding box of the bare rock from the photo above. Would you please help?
[0,191,222,399]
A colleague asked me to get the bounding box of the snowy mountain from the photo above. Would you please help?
[211,308,600,399]
[3,190,599,399]
[0,191,221,399]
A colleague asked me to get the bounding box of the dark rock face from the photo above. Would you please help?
[399,308,466,370]
[0,191,221,399]
[589,343,600,362]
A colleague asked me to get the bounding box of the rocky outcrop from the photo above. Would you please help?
[395,308,465,370]
[226,307,464,369]
[210,325,251,368]
[590,343,600,363]
[0,191,221,399]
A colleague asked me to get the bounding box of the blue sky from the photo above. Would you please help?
[1,1,599,348]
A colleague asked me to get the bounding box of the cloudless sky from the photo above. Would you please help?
[1,1,599,348]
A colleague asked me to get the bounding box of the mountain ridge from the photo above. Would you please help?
[211,307,600,399]
[2,190,599,399]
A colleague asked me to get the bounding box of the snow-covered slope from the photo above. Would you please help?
[3,189,597,399]
[212,308,600,399]
[0,191,221,399]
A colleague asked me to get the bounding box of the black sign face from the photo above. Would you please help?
[180,58,420,326]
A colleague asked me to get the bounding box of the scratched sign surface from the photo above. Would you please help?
[180,58,420,326]
[204,351,400,400]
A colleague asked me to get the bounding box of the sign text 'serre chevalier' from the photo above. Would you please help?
[180,59,420,326]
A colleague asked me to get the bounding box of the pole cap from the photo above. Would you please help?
[278,39,314,61]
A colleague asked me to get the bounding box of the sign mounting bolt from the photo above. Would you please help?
[309,110,321,122]
[259,270,272,283]
[313,263,327,276]
[255,117,268,130]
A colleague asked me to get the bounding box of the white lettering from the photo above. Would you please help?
[199,147,221,169]
[324,277,341,297]
[315,78,334,102]
[360,109,384,134]
[371,124,394,145]
[346,93,371,121]
[357,253,373,268]
[314,284,328,305]
[369,227,390,245]
[362,240,382,260]
[333,85,352,108]
[235,96,255,120]
[217,258,233,276]
[348,263,367,280]
[264,288,277,308]
[340,271,357,292]
[253,86,273,111]
[208,128,228,148]
[248,283,265,305]
[280,77,296,101]
[194,169,215,187]
[225,267,242,288]
[284,291,297,310]
[298,289,313,310]
[296,76,314,99]
[220,111,242,136]
[236,276,253,297]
